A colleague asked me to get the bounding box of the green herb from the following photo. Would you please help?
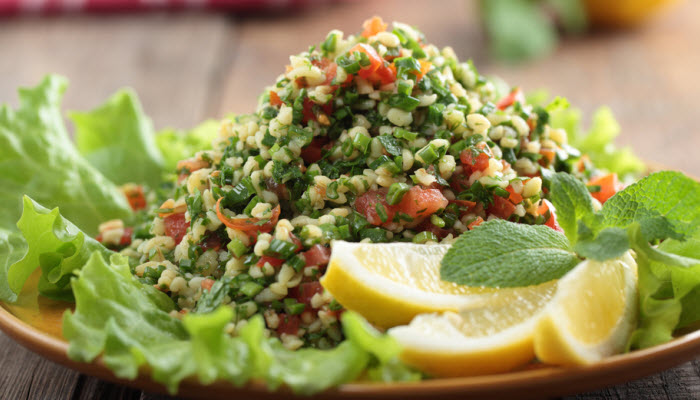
[267,238,298,259]
[194,277,233,314]
[375,203,389,223]
[388,94,420,112]
[441,219,580,287]
[386,183,411,206]
[542,170,594,244]
[377,135,403,157]
[320,32,338,55]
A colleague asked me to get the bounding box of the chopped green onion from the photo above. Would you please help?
[240,281,263,297]
[321,32,338,55]
[329,299,343,311]
[494,187,511,198]
[284,298,306,315]
[386,182,411,205]
[426,103,445,125]
[412,231,438,244]
[394,128,418,141]
[288,255,306,273]
[417,144,439,164]
[430,214,445,228]
[227,237,248,258]
[179,259,194,273]
[352,132,371,153]
[388,94,420,111]
[261,131,277,147]
[267,238,298,259]
[326,181,340,200]
[338,55,361,74]
[397,80,414,96]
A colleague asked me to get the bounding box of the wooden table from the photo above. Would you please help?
[1,1,699,398]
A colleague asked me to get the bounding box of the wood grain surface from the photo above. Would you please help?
[1,0,699,399]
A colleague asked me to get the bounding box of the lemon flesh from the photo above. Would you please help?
[534,252,638,365]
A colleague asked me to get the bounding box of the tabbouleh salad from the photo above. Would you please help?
[99,16,598,350]
[2,16,700,396]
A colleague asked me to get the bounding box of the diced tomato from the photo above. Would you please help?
[123,185,146,211]
[587,173,619,204]
[355,186,448,226]
[361,16,387,38]
[415,219,452,239]
[300,137,328,164]
[96,227,133,247]
[201,278,215,291]
[354,189,397,226]
[370,63,397,85]
[539,148,556,167]
[449,173,471,193]
[302,97,334,124]
[412,60,432,82]
[496,88,524,110]
[450,199,477,209]
[505,186,524,204]
[215,199,280,234]
[488,195,516,219]
[164,213,189,244]
[468,216,484,230]
[396,186,449,220]
[290,233,304,253]
[277,314,301,336]
[257,256,286,268]
[303,244,331,267]
[290,282,324,308]
[201,234,223,252]
[269,91,283,106]
[176,158,209,173]
[460,149,491,174]
[120,227,133,246]
[311,58,344,86]
[538,199,564,232]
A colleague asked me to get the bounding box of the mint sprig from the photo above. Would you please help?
[440,219,579,287]
[441,170,700,349]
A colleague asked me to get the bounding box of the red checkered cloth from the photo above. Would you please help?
[0,0,314,15]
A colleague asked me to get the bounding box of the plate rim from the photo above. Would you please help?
[2,300,700,399]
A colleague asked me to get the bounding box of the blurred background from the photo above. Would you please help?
[0,0,698,175]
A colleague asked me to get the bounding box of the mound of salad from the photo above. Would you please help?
[1,16,700,395]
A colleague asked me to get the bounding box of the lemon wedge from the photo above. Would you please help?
[534,252,638,365]
[388,281,557,377]
[320,240,558,376]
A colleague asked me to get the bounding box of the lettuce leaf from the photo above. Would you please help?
[0,228,26,302]
[62,247,412,394]
[3,196,113,302]
[70,89,165,188]
[155,120,220,171]
[0,75,132,236]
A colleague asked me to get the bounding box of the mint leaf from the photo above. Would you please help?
[0,75,132,236]
[440,219,580,287]
[543,171,594,243]
[600,171,700,242]
[70,89,165,188]
[574,227,630,261]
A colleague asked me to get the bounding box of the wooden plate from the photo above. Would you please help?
[2,270,700,399]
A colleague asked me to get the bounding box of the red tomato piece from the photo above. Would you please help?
[538,199,564,232]
[290,282,324,308]
[496,88,524,110]
[123,185,146,211]
[300,137,328,164]
[505,186,524,204]
[120,227,133,247]
[216,199,280,234]
[468,216,484,230]
[201,234,223,252]
[290,233,304,253]
[354,189,396,226]
[302,97,334,124]
[201,278,215,291]
[488,195,516,219]
[257,256,286,268]
[460,148,491,174]
[164,213,189,244]
[396,186,449,220]
[349,43,382,76]
[269,91,283,106]
[277,314,301,336]
[303,244,331,267]
[361,16,387,38]
[587,173,620,204]
[449,173,471,193]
